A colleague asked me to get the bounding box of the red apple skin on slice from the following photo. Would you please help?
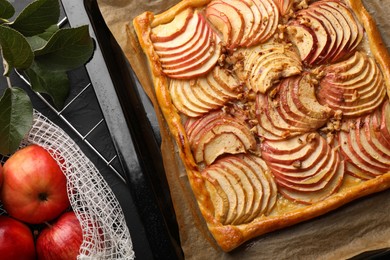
[151,8,193,42]
[338,101,390,180]
[202,153,277,225]
[206,0,244,50]
[186,110,256,165]
[152,9,222,80]
[318,52,386,118]
[261,133,345,204]
[285,21,318,63]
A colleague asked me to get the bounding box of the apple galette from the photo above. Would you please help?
[133,0,390,251]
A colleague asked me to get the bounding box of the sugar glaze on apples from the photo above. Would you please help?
[149,0,390,224]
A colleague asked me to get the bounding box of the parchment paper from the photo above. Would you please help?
[97,0,390,259]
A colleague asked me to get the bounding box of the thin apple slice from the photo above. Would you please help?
[268,134,328,179]
[364,111,390,162]
[188,111,256,165]
[279,154,344,204]
[242,0,262,47]
[314,3,351,63]
[164,36,222,79]
[207,0,244,49]
[161,25,212,69]
[261,133,319,165]
[312,5,343,63]
[227,156,263,222]
[203,167,238,224]
[262,132,344,204]
[296,9,330,65]
[245,44,302,93]
[303,8,337,64]
[169,79,207,117]
[213,165,247,225]
[285,21,317,63]
[156,17,205,59]
[290,74,332,120]
[221,0,254,47]
[273,0,293,15]
[153,10,200,51]
[318,52,386,117]
[240,154,277,215]
[218,158,255,224]
[256,93,297,140]
[205,6,232,46]
[338,122,387,177]
[356,117,390,166]
[279,77,328,129]
[276,146,337,192]
[151,8,193,42]
[321,0,363,54]
[203,170,229,223]
[253,0,279,44]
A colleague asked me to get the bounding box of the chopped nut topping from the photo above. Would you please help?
[292,160,301,168]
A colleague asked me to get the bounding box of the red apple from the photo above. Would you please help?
[36,211,83,260]
[1,144,70,224]
[0,215,36,260]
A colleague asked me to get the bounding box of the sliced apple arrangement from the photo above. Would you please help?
[286,0,363,65]
[317,51,386,117]
[239,43,303,93]
[151,9,222,79]
[338,100,390,180]
[169,66,242,117]
[205,0,279,49]
[202,154,277,225]
[185,110,256,166]
[256,73,332,140]
[261,133,345,204]
[273,0,294,15]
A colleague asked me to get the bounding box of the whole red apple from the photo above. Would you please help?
[0,215,36,260]
[36,211,83,260]
[1,144,70,224]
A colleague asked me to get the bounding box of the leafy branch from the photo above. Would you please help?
[0,0,94,155]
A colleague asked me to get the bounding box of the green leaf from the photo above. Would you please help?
[0,25,34,75]
[34,25,94,71]
[26,24,59,51]
[9,0,60,37]
[25,61,69,109]
[0,0,15,20]
[0,87,33,155]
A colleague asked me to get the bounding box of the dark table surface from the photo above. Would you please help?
[1,1,183,259]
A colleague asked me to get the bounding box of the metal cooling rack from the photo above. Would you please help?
[15,15,126,183]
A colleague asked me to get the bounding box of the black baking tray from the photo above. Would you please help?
[60,1,184,259]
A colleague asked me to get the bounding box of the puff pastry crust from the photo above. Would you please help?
[133,0,390,251]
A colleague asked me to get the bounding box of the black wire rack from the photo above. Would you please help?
[13,15,126,182]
